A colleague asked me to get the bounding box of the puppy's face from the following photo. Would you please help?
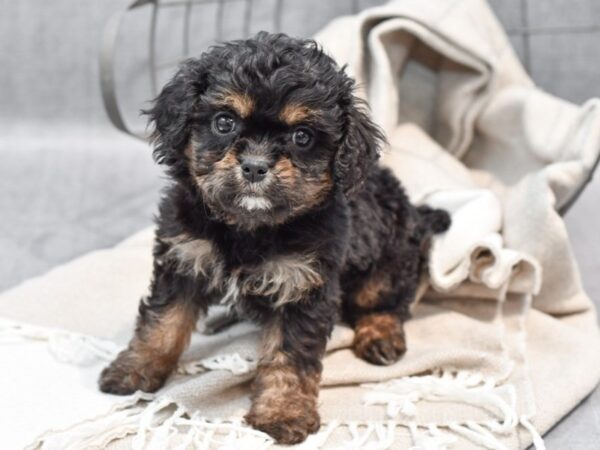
[148,32,383,230]
[187,89,339,228]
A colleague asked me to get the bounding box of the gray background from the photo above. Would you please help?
[0,0,598,447]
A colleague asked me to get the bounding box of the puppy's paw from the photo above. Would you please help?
[245,396,320,445]
[354,335,406,365]
[98,352,168,395]
[353,313,406,365]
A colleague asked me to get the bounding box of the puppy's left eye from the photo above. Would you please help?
[213,113,237,135]
[292,127,314,148]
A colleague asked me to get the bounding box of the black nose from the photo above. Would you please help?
[240,158,269,183]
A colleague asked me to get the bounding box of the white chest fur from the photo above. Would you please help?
[164,235,323,308]
[223,254,323,308]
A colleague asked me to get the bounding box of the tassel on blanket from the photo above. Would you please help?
[363,369,517,430]
[331,421,397,450]
[408,423,457,450]
[362,369,545,450]
[519,416,546,450]
[130,398,274,450]
[177,353,255,376]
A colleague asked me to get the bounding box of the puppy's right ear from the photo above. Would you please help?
[144,59,208,166]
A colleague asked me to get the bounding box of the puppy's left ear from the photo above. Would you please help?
[144,59,208,166]
[335,95,385,196]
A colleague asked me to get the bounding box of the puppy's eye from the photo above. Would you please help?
[213,113,237,135]
[292,127,313,148]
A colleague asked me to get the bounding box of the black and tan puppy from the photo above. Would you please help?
[99,32,450,444]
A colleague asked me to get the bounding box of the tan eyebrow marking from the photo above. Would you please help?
[279,104,318,125]
[216,91,254,118]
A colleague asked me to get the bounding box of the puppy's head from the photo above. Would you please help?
[147,32,384,230]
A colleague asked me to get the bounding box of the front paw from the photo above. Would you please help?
[98,352,168,395]
[245,396,320,445]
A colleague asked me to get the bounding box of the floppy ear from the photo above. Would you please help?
[334,95,385,196]
[144,59,208,166]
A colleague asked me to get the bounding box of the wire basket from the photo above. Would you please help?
[100,0,371,140]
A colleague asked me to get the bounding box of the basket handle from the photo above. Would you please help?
[99,0,155,141]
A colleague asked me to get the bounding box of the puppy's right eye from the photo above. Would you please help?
[213,113,237,135]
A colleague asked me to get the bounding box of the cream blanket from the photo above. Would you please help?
[2,0,600,449]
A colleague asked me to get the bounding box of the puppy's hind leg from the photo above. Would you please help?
[347,268,416,366]
[99,271,200,395]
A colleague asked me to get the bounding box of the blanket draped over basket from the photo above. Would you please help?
[2,0,600,449]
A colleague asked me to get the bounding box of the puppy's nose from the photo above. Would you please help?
[240,158,269,183]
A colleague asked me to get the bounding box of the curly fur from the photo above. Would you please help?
[98,32,450,445]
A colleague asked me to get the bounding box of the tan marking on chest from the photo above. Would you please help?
[163,234,224,290]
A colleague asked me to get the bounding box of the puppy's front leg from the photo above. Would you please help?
[245,297,335,444]
[99,269,200,395]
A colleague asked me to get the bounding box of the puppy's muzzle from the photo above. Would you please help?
[240,156,269,183]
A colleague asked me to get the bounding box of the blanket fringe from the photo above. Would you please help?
[25,391,156,450]
[363,368,545,450]
[519,416,546,450]
[408,423,457,450]
[128,398,275,450]
[0,318,254,375]
[177,353,255,376]
[4,319,545,449]
[26,370,546,450]
[362,369,517,430]
[0,319,121,366]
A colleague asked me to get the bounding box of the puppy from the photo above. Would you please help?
[99,32,450,444]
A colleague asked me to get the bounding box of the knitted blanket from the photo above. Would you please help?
[2,0,600,448]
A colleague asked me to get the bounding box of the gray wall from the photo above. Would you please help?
[490,0,600,103]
